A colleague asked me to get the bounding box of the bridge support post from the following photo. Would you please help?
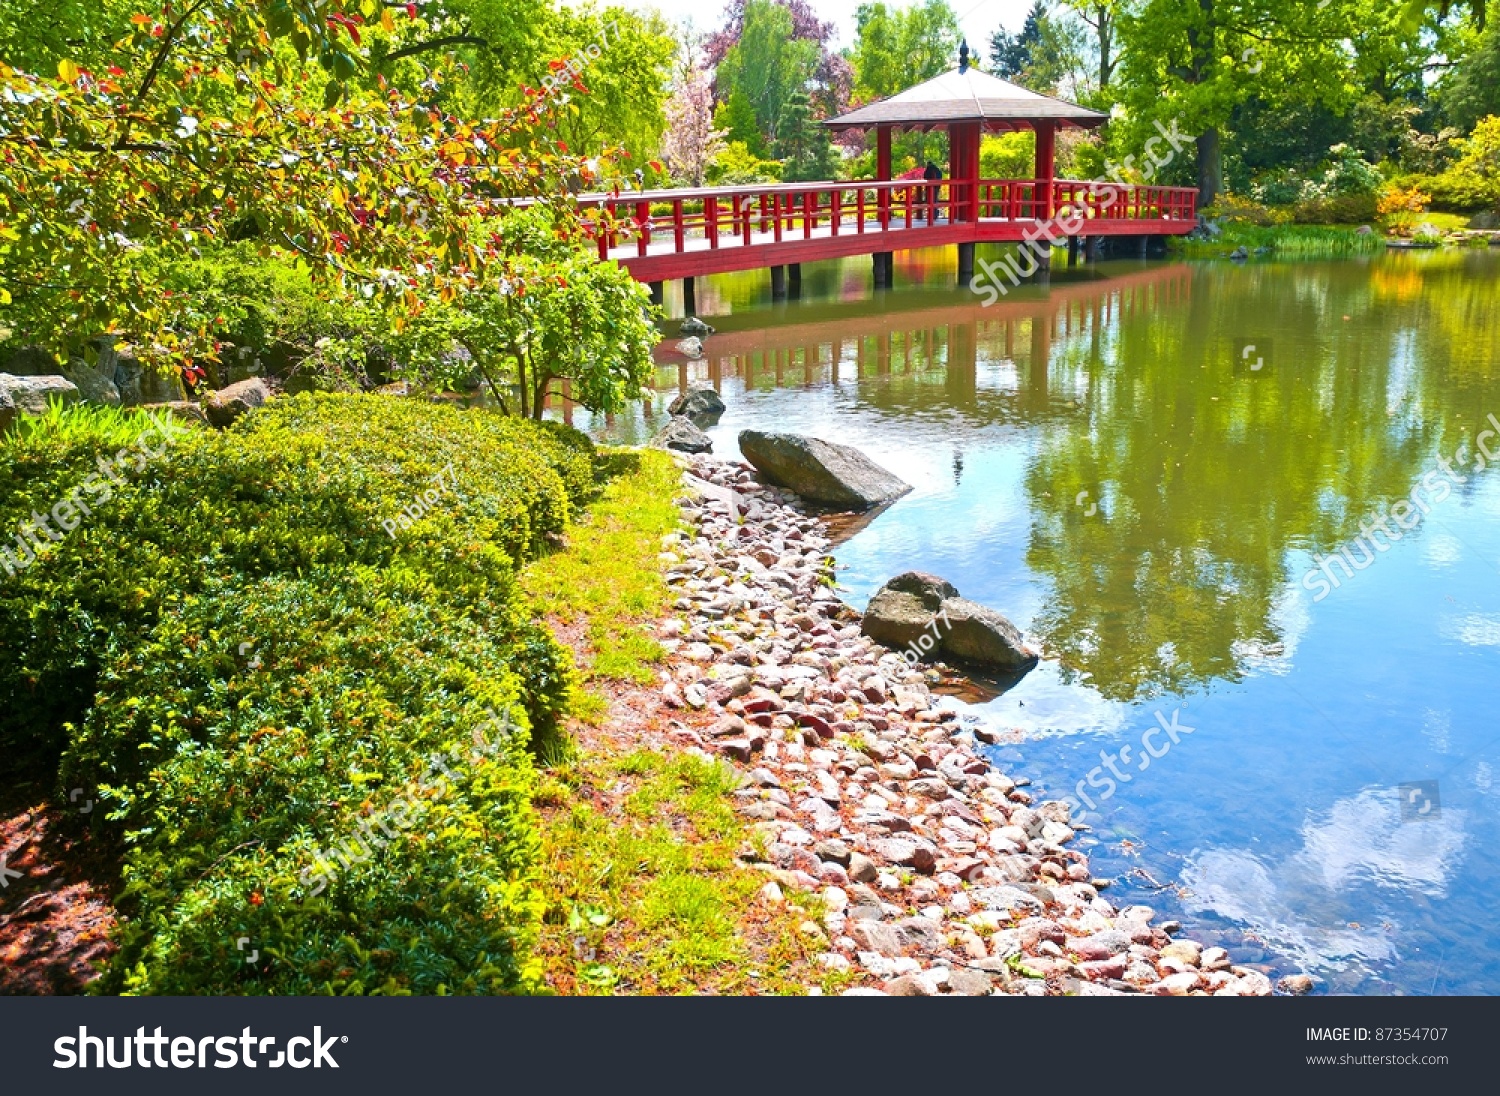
[1033,242,1052,285]
[1068,235,1080,268]
[957,242,975,284]
[873,252,893,288]
[648,281,664,307]
[1137,235,1149,259]
[770,265,787,300]
[683,277,696,316]
[1084,236,1100,263]
[788,263,802,299]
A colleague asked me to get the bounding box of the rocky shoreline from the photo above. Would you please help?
[658,454,1278,996]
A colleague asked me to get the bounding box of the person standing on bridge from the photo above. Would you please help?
[922,161,943,222]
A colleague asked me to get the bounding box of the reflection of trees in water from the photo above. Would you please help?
[594,255,1500,701]
[1027,258,1500,701]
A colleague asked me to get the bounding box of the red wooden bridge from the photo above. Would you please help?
[578,52,1197,305]
[580,175,1197,282]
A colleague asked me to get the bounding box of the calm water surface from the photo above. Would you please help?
[558,246,1500,995]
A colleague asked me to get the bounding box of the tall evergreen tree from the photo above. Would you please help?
[990,1,1046,79]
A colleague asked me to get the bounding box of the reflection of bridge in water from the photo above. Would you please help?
[580,264,1195,426]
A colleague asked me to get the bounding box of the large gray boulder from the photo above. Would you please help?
[738,430,911,511]
[862,572,958,649]
[668,386,725,424]
[681,316,715,336]
[203,377,270,428]
[860,572,1038,672]
[1,345,61,376]
[0,373,80,431]
[939,596,1037,670]
[650,415,713,454]
[62,359,121,406]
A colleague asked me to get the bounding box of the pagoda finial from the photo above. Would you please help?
[959,39,970,73]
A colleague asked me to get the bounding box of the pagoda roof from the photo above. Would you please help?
[824,67,1106,130]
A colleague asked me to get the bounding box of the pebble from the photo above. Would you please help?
[655,455,1271,997]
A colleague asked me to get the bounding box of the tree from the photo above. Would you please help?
[716,0,820,148]
[662,59,724,185]
[1110,0,1359,202]
[708,0,849,134]
[1064,0,1122,94]
[776,89,836,181]
[535,7,675,168]
[990,1,1045,79]
[0,0,638,385]
[849,0,962,165]
[1025,6,1090,95]
[1443,19,1500,131]
[715,88,767,158]
[854,0,963,100]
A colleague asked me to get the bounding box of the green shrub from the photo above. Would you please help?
[1201,193,1289,227]
[77,568,543,995]
[1421,169,1500,212]
[1290,192,1380,224]
[0,393,605,994]
[0,393,590,766]
[1250,171,1307,207]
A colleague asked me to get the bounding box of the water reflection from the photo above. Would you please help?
[1180,786,1468,980]
[558,250,1500,705]
[556,248,1500,993]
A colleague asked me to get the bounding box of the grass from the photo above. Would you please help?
[1386,210,1469,234]
[520,446,820,996]
[523,448,682,689]
[534,749,816,995]
[1170,223,1387,258]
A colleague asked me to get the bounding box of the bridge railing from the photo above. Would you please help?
[977,179,1198,224]
[576,180,960,259]
[575,178,1197,258]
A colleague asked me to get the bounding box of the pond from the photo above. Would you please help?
[555,245,1500,996]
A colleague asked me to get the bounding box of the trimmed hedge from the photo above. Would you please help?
[0,393,591,762]
[77,568,542,995]
[0,393,599,994]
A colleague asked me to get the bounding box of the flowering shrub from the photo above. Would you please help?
[1378,183,1432,236]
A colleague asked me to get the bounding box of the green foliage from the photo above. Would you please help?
[1290,193,1381,225]
[708,141,785,186]
[0,0,636,381]
[1309,144,1386,198]
[388,213,658,419]
[0,393,610,993]
[714,89,766,158]
[981,132,1038,179]
[774,89,836,182]
[452,2,674,167]
[853,0,962,100]
[1111,0,1361,199]
[1441,19,1500,132]
[1369,119,1500,212]
[1202,193,1290,227]
[989,0,1087,94]
[0,395,590,765]
[78,567,543,995]
[717,0,820,147]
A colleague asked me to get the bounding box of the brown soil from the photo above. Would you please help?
[0,797,117,995]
